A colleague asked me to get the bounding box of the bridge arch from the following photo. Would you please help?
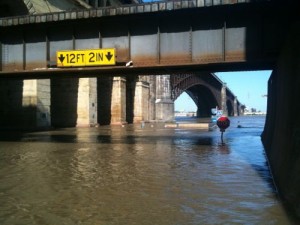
[171,73,222,117]
[189,84,220,117]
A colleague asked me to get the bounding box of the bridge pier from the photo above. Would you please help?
[196,106,209,118]
[51,77,97,128]
[221,83,228,116]
[111,77,127,125]
[133,80,150,123]
[76,78,97,127]
[97,77,113,125]
[22,79,51,128]
[0,80,20,129]
[148,75,156,121]
[0,79,51,129]
[51,78,79,127]
[234,97,238,116]
[155,75,174,122]
[262,22,300,218]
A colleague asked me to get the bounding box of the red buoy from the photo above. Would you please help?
[217,116,230,132]
[217,116,230,144]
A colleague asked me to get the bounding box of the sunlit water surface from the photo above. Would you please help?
[0,116,295,224]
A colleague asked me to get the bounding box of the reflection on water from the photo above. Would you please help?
[0,116,295,224]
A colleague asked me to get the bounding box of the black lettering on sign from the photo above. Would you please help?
[89,52,95,63]
[66,54,76,63]
[96,53,103,61]
[70,54,75,63]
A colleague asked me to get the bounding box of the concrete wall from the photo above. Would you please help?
[262,22,300,217]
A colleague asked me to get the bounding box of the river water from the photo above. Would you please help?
[0,116,296,224]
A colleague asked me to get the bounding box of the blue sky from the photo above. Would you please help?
[175,70,272,112]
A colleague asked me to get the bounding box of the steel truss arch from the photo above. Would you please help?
[170,73,221,107]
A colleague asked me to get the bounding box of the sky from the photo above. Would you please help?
[175,70,272,112]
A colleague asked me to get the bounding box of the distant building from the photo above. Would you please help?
[174,111,196,117]
[244,107,266,115]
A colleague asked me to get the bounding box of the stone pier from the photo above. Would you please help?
[155,75,174,122]
[76,78,97,127]
[133,80,150,123]
[233,96,238,116]
[0,79,51,129]
[22,79,51,128]
[221,83,228,116]
[51,77,97,128]
[111,77,127,124]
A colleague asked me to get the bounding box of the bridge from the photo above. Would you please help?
[0,0,284,78]
[1,0,300,219]
[0,0,246,127]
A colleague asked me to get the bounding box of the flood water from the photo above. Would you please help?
[0,116,295,224]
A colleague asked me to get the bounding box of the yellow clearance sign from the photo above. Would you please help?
[56,48,116,67]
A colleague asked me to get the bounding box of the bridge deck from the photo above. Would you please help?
[0,0,285,78]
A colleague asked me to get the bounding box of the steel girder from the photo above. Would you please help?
[0,0,286,79]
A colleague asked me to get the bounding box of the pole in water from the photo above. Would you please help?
[221,131,224,144]
[216,116,230,144]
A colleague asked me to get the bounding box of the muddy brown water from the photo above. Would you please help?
[0,116,296,224]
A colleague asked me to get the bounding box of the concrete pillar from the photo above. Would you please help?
[234,96,238,116]
[133,80,150,123]
[148,75,156,121]
[97,77,113,125]
[111,77,126,124]
[51,78,79,127]
[76,78,97,127]
[155,75,174,121]
[22,79,51,129]
[221,83,228,116]
[0,80,21,128]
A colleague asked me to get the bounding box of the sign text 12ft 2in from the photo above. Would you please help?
[56,48,116,67]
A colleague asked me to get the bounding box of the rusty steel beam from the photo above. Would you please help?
[0,0,285,78]
[171,73,218,101]
[0,62,275,80]
[170,72,242,110]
